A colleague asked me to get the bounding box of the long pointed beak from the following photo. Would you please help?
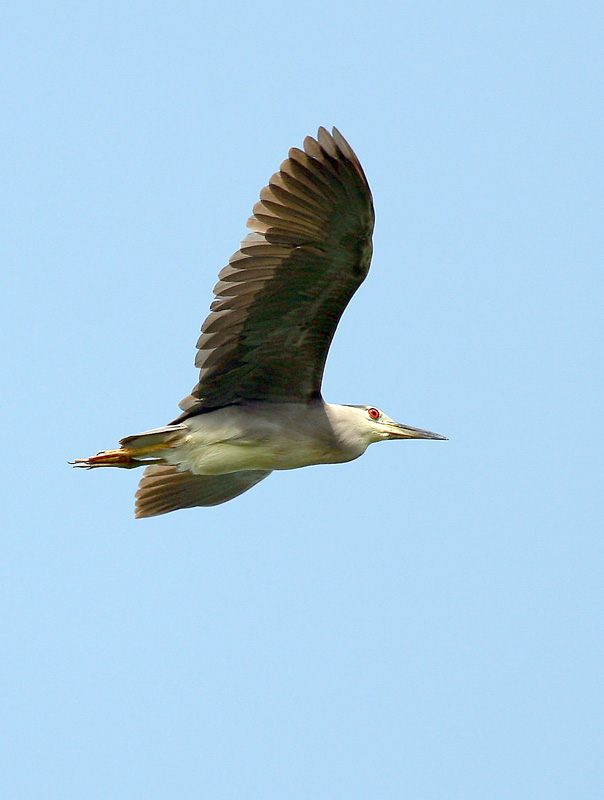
[385,422,447,440]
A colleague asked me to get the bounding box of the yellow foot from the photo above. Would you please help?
[70,448,135,469]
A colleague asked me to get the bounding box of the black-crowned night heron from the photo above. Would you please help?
[73,127,446,517]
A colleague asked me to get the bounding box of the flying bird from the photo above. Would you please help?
[73,127,445,517]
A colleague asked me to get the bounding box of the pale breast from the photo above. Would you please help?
[163,430,352,475]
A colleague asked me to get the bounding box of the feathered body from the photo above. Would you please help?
[73,128,445,516]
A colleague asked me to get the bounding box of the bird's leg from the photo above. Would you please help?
[70,437,178,468]
[70,448,158,469]
[71,448,134,468]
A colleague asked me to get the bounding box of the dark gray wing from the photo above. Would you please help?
[178,126,374,415]
[135,465,271,518]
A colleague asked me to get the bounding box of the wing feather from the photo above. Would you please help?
[135,465,271,517]
[177,127,374,415]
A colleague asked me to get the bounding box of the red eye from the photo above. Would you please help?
[368,407,380,419]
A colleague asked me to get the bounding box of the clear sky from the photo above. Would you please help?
[2,2,603,798]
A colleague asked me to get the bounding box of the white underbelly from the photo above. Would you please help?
[162,433,339,475]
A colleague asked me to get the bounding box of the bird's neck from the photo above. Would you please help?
[322,402,372,462]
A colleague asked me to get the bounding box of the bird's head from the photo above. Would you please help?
[324,403,446,460]
[347,405,447,445]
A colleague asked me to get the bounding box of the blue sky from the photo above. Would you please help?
[2,2,603,798]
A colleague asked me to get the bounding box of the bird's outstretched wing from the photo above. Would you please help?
[177,127,374,416]
[135,465,271,517]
